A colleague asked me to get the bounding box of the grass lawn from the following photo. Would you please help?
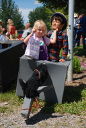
[0,85,86,116]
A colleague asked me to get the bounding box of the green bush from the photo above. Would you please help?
[73,56,82,73]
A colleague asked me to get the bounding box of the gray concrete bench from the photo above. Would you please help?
[16,55,70,103]
[16,55,70,118]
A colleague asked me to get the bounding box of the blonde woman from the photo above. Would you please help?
[7,19,18,40]
[24,20,50,60]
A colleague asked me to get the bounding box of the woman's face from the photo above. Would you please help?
[52,18,64,31]
[35,26,45,38]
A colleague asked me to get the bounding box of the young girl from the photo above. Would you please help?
[24,20,50,60]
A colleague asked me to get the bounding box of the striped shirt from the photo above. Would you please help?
[48,30,68,62]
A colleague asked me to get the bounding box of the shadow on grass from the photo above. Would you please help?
[25,109,59,125]
[73,74,86,80]
[63,83,86,103]
[25,83,86,125]
[74,46,86,56]
[25,105,63,125]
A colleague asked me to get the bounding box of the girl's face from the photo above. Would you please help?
[52,18,64,31]
[35,26,45,38]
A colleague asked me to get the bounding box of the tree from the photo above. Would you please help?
[37,0,67,9]
[0,0,24,29]
[37,0,86,13]
[28,6,53,30]
[28,6,68,30]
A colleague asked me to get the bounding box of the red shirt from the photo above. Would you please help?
[9,25,16,35]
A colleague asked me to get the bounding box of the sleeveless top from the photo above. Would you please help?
[9,25,16,35]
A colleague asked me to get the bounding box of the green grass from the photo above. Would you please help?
[0,87,86,116]
[74,45,86,56]
[0,90,23,113]
[41,87,86,116]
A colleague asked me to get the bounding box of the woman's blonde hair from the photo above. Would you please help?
[33,20,47,34]
[7,19,14,25]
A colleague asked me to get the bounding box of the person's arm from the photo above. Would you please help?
[24,28,35,44]
[23,32,33,44]
[50,29,58,44]
[8,25,11,33]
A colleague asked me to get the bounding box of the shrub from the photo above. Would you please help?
[73,56,82,73]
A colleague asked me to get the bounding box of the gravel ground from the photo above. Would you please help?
[0,106,86,128]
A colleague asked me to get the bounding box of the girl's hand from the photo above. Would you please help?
[32,28,36,33]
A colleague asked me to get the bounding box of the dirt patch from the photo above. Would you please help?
[0,102,8,107]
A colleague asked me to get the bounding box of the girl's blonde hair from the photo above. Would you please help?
[33,20,47,34]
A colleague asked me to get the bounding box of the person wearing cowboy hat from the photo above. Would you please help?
[48,12,68,62]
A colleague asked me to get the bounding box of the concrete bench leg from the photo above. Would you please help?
[21,97,34,118]
[21,86,48,118]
